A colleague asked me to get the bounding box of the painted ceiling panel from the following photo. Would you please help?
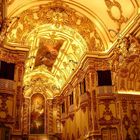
[34,38,64,70]
[6,0,139,41]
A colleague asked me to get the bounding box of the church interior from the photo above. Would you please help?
[0,0,140,140]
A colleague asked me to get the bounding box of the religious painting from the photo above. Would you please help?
[35,38,64,71]
[30,93,45,134]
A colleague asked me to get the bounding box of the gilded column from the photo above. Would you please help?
[89,70,100,139]
[86,73,93,131]
[56,104,61,133]
[16,62,25,82]
[22,97,30,135]
[14,62,25,132]
[48,99,53,133]
[14,86,22,130]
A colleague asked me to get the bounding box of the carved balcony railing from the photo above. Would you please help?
[68,104,75,120]
[0,78,16,94]
[80,93,89,104]
[80,93,89,112]
[98,86,113,94]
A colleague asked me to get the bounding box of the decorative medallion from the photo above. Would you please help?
[99,98,120,125]
[131,109,138,124]
[123,114,131,130]
[105,0,128,34]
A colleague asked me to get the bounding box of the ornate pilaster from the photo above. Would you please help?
[48,99,53,133]
[14,62,25,132]
[92,90,99,131]
[86,70,101,139]
[56,104,61,133]
[87,93,92,131]
[0,93,14,123]
[90,71,99,132]
[16,62,25,83]
[22,97,30,135]
[86,72,93,131]
[14,86,23,131]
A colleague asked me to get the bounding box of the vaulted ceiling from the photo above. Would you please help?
[2,0,140,98]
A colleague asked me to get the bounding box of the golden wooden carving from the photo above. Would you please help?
[5,1,104,52]
[105,0,128,33]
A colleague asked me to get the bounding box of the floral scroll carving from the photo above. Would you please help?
[123,114,131,130]
[5,1,104,52]
[105,0,128,33]
[99,97,120,125]
[0,94,13,123]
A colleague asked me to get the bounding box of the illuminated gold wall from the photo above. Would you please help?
[59,40,140,140]
[0,1,140,139]
[0,47,26,139]
[0,37,140,140]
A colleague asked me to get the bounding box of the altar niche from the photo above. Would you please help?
[30,93,45,134]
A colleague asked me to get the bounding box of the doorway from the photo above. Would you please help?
[101,127,118,140]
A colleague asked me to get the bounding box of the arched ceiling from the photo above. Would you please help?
[1,0,140,98]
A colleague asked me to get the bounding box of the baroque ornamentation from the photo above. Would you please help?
[92,90,99,130]
[131,109,138,125]
[17,62,25,82]
[22,98,30,134]
[23,26,87,95]
[14,86,22,130]
[123,114,131,131]
[110,34,140,91]
[23,76,55,98]
[0,94,14,123]
[92,90,97,111]
[105,0,128,33]
[112,34,140,70]
[99,107,120,125]
[47,99,53,133]
[133,127,140,139]
[5,1,104,51]
[121,98,127,113]
[80,94,89,113]
[0,47,26,63]
[99,97,120,125]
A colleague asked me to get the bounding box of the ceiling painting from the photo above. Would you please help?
[34,38,64,71]
[23,24,87,97]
